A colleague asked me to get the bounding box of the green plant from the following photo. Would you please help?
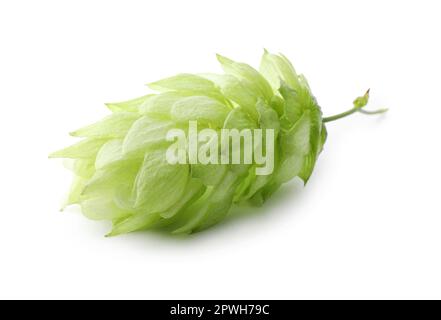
[50,51,386,235]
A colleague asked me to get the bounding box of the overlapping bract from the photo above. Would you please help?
[51,51,327,235]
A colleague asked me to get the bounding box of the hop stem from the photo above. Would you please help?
[323,89,388,123]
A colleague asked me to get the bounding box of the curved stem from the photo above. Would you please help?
[323,108,359,123]
[358,108,389,115]
[323,89,388,123]
[323,107,388,123]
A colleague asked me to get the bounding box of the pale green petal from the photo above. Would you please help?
[233,167,256,201]
[298,107,323,183]
[63,159,95,178]
[122,116,175,156]
[280,111,311,156]
[269,94,285,116]
[160,178,206,219]
[139,92,188,118]
[113,183,136,212]
[95,139,143,169]
[223,107,258,130]
[276,155,304,184]
[80,196,130,221]
[319,124,328,154]
[73,159,95,178]
[49,138,107,159]
[62,176,86,209]
[133,150,189,212]
[148,73,217,92]
[240,174,272,201]
[81,162,140,199]
[107,213,161,236]
[95,139,124,169]
[70,113,139,138]
[277,109,323,184]
[191,163,227,186]
[171,200,210,235]
[216,54,273,102]
[256,99,280,134]
[259,181,281,202]
[203,73,259,120]
[106,94,153,113]
[173,171,238,234]
[298,74,312,92]
[171,96,230,127]
[237,145,280,202]
[259,50,300,91]
[279,83,304,126]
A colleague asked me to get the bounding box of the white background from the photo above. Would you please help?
[1,0,440,299]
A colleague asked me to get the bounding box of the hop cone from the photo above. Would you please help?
[51,51,327,235]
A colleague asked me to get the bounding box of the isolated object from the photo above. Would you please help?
[50,51,386,236]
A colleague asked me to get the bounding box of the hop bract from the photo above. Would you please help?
[50,51,327,235]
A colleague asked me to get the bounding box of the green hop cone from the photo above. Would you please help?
[50,50,386,236]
